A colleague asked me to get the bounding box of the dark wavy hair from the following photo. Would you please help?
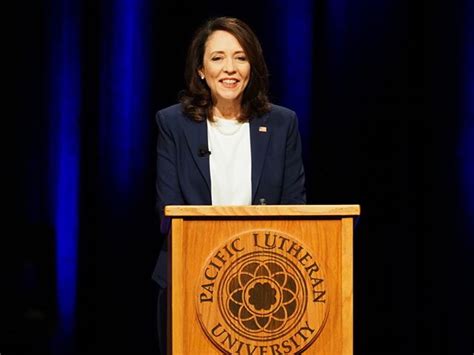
[179,17,271,122]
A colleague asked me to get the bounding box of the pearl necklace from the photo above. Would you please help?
[212,117,244,136]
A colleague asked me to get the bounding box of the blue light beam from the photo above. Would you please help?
[48,0,81,348]
[99,0,151,196]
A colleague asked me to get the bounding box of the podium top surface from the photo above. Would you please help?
[164,205,360,217]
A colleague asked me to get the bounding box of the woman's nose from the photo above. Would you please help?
[223,58,236,73]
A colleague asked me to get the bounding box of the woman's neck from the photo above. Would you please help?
[213,101,241,120]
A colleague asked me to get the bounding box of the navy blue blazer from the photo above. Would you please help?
[153,103,306,287]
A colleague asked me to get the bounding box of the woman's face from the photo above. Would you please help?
[199,30,251,107]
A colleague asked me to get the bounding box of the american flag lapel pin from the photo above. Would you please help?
[259,126,267,133]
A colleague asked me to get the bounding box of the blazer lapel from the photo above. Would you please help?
[182,118,211,193]
[250,113,271,202]
[181,113,270,203]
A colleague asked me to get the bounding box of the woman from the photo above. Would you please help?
[153,16,306,353]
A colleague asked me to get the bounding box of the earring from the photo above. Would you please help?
[200,75,205,80]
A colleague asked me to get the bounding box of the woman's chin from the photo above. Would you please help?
[215,93,243,104]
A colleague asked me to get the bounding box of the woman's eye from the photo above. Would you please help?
[211,57,223,61]
[236,56,247,61]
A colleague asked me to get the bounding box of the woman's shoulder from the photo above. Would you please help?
[269,103,296,117]
[269,103,296,119]
[156,103,185,119]
[155,103,192,127]
[266,104,298,127]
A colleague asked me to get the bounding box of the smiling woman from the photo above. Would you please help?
[198,30,251,117]
[152,16,306,354]
[179,17,271,123]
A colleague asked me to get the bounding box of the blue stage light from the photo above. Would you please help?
[273,0,314,146]
[98,0,151,196]
[47,0,81,346]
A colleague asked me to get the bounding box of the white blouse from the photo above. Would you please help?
[207,117,252,205]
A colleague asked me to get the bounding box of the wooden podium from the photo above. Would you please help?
[165,205,360,354]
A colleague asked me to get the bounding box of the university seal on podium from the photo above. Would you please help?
[196,230,329,353]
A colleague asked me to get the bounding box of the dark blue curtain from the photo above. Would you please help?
[6,0,473,354]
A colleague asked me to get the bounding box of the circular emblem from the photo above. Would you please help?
[196,230,329,353]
